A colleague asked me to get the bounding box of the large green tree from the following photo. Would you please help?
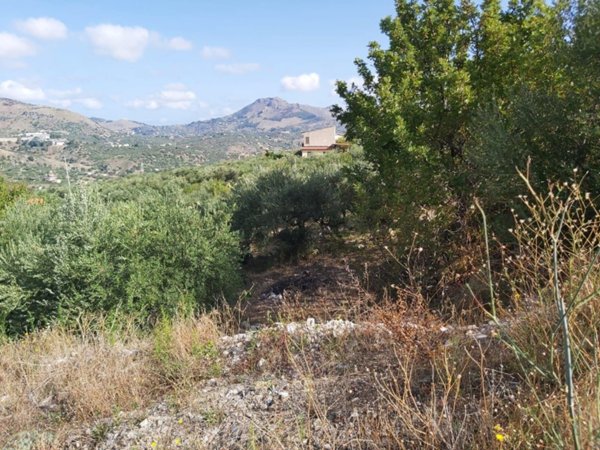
[333,0,598,231]
[333,0,475,181]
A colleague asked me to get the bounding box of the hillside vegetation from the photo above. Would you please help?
[1,0,599,448]
[0,97,337,183]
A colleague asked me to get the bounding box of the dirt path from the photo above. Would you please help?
[240,252,377,326]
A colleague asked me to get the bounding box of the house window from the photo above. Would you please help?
[305,136,310,145]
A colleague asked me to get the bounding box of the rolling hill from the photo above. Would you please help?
[0,97,340,183]
[0,98,112,138]
[108,97,338,137]
[184,97,337,134]
[0,96,337,139]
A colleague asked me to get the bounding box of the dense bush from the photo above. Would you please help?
[0,185,241,336]
[232,160,354,258]
[0,177,27,215]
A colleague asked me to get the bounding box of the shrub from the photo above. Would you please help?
[152,315,221,386]
[231,163,353,259]
[332,0,600,289]
[0,177,27,215]
[0,185,241,336]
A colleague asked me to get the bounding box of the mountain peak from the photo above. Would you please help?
[0,95,337,139]
[212,97,335,132]
[236,97,292,116]
[251,97,289,107]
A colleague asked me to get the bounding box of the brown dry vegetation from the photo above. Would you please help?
[0,295,598,449]
[0,323,156,439]
[1,180,600,449]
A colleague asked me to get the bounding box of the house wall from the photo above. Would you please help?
[301,150,330,158]
[302,126,336,147]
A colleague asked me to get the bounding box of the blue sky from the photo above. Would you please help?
[0,0,395,124]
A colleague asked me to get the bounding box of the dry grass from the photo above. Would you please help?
[0,312,228,447]
[236,174,600,449]
[152,314,222,391]
[2,177,600,448]
[1,293,598,448]
[0,324,156,442]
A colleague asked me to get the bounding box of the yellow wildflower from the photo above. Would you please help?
[496,433,505,442]
[150,441,158,448]
[174,437,182,446]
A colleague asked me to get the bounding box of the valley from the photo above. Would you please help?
[0,97,338,184]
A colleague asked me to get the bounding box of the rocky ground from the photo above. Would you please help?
[55,319,394,450]
[2,254,504,450]
[5,318,500,450]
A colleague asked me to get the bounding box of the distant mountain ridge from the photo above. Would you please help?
[90,117,147,134]
[0,96,338,138]
[187,97,336,133]
[125,97,338,137]
[0,96,341,183]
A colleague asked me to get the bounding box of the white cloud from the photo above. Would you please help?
[163,82,186,90]
[76,97,103,109]
[127,84,201,110]
[215,63,260,75]
[201,45,230,60]
[51,97,102,109]
[166,36,192,51]
[159,86,196,109]
[48,87,83,98]
[281,72,320,92]
[47,87,102,109]
[127,99,159,110]
[347,76,363,88]
[0,81,101,109]
[15,17,67,40]
[85,25,193,60]
[206,106,236,118]
[0,79,45,101]
[85,24,150,62]
[50,99,72,108]
[0,33,36,60]
[160,89,195,102]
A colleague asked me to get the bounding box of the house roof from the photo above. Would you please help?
[301,146,334,151]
